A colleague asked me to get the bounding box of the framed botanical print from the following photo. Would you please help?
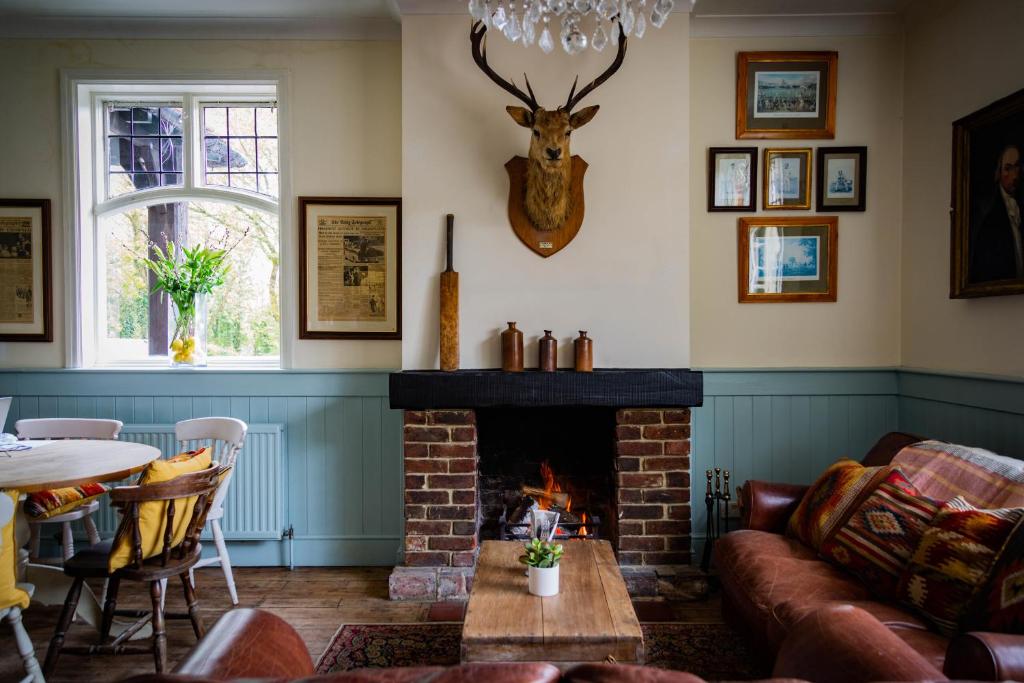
[708,147,758,212]
[736,51,838,140]
[738,216,838,303]
[817,147,867,211]
[951,87,1024,298]
[299,197,401,339]
[764,148,812,210]
[0,199,52,342]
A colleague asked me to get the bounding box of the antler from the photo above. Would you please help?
[471,21,540,112]
[564,22,627,112]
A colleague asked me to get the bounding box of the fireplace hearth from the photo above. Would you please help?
[387,369,702,601]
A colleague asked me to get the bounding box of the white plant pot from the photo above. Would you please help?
[528,564,559,597]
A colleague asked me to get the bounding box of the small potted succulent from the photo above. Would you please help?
[519,538,564,597]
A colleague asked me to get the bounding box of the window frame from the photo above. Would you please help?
[62,72,292,369]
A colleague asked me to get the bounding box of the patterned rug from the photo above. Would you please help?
[316,622,767,680]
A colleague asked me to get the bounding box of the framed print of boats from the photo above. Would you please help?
[738,216,838,303]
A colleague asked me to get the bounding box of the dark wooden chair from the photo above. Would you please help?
[43,462,225,676]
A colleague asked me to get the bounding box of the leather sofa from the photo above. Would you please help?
[717,431,1024,681]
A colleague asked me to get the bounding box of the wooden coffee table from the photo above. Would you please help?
[461,540,644,665]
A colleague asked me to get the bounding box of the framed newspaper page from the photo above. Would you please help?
[0,199,52,342]
[299,197,401,340]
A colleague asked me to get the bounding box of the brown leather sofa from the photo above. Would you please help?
[718,431,1024,682]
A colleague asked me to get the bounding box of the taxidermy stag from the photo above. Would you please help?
[471,20,626,257]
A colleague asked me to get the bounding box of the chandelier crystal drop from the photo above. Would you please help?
[470,0,673,54]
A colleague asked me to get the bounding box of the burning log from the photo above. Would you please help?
[520,485,569,508]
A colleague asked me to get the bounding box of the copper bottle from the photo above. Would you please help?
[574,331,593,372]
[501,322,524,372]
[538,330,557,372]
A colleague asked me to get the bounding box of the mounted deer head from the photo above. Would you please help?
[471,21,626,234]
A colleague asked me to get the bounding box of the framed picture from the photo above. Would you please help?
[299,197,401,339]
[736,51,838,140]
[0,199,52,342]
[764,148,812,210]
[951,88,1024,298]
[738,216,838,303]
[817,147,867,211]
[708,147,758,211]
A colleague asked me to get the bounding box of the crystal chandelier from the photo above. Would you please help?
[467,0,674,55]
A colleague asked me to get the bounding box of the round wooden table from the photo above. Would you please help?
[0,439,161,635]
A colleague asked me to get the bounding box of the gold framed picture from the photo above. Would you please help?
[764,148,812,210]
[738,216,838,303]
[0,199,52,342]
[736,51,838,140]
[299,197,402,339]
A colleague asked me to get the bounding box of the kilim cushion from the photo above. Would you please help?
[965,521,1024,633]
[820,468,940,599]
[787,460,892,551]
[898,496,1024,636]
[24,482,110,520]
[893,440,1024,509]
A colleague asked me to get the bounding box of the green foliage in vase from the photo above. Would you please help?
[142,242,229,343]
[518,538,564,568]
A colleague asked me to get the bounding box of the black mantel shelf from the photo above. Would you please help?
[388,369,703,410]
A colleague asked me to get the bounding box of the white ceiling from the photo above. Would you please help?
[691,0,913,16]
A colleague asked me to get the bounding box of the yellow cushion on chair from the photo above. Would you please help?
[108,447,213,572]
[1,490,30,610]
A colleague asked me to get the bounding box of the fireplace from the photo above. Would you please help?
[388,369,702,601]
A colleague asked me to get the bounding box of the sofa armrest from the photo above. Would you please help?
[773,604,946,682]
[173,608,314,679]
[945,631,1024,680]
[738,480,809,533]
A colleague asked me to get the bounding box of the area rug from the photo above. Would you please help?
[316,622,768,680]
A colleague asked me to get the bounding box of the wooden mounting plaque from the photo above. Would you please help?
[505,156,588,258]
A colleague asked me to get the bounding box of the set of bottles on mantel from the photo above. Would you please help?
[500,323,592,373]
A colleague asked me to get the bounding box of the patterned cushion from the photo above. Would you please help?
[787,459,892,551]
[820,468,940,599]
[893,440,1024,509]
[898,497,1023,635]
[24,482,109,520]
[965,521,1024,633]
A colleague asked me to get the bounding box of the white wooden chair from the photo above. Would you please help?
[15,418,123,563]
[177,417,247,605]
[0,397,12,433]
[1,492,46,683]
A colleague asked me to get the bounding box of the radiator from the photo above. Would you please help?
[92,423,285,541]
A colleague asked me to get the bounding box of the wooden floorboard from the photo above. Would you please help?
[0,566,721,682]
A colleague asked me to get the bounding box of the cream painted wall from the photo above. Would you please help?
[901,0,1024,378]
[0,38,401,369]
[401,15,690,370]
[689,33,904,368]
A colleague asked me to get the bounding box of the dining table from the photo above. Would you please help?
[0,439,161,635]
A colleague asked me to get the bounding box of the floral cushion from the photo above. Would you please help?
[820,468,940,599]
[787,459,892,551]
[898,496,1023,635]
[24,482,109,520]
[965,520,1024,633]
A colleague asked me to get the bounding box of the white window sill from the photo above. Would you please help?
[91,358,281,371]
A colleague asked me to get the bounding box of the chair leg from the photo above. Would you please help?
[60,523,74,563]
[212,520,238,605]
[158,578,167,613]
[180,572,205,640]
[99,576,120,642]
[28,523,41,563]
[150,580,167,673]
[44,576,84,676]
[7,607,45,683]
[83,513,101,546]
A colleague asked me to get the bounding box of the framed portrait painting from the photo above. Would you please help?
[817,147,867,211]
[708,147,758,211]
[738,216,838,303]
[299,197,401,339]
[736,51,838,140]
[951,88,1024,298]
[764,148,812,210]
[0,199,52,342]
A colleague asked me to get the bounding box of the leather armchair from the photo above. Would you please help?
[945,631,1024,681]
[738,480,808,533]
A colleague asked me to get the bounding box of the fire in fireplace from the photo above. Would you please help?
[499,460,600,541]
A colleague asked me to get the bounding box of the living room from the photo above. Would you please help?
[1,0,1023,681]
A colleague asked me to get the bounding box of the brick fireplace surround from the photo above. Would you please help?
[388,370,702,601]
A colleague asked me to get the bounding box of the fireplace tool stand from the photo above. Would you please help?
[700,467,731,573]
